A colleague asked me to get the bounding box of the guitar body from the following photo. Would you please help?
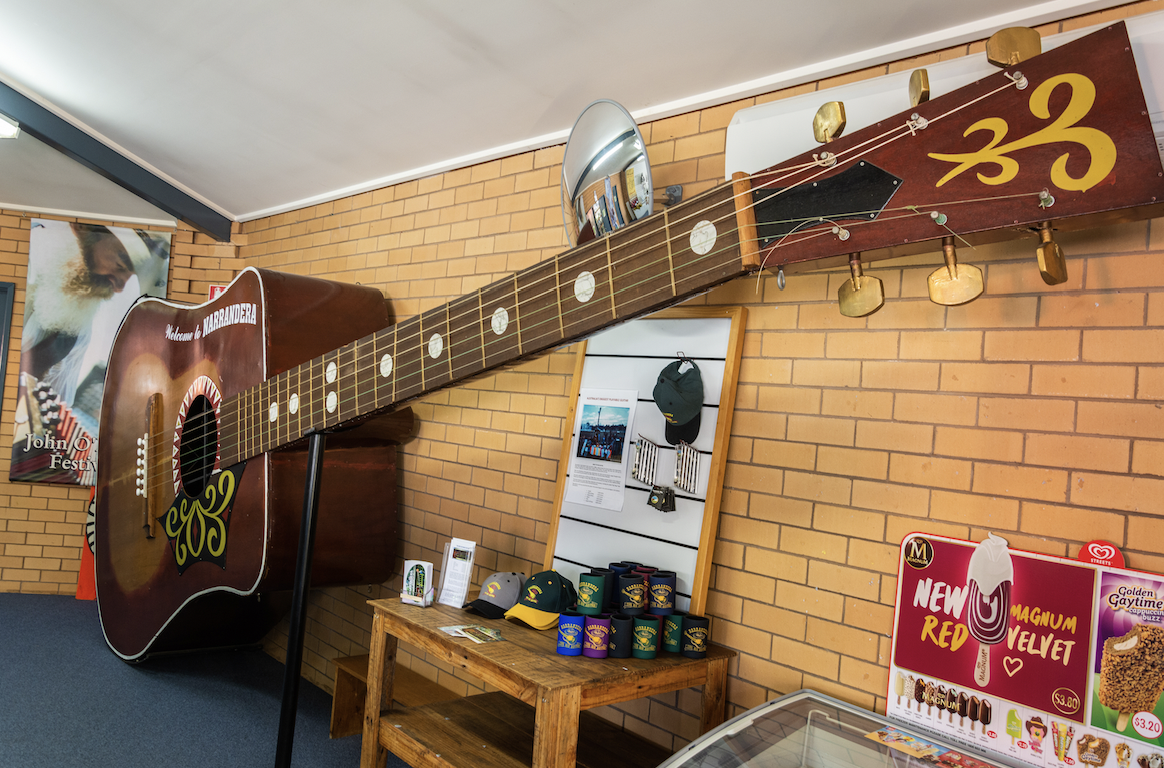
[96,268,407,661]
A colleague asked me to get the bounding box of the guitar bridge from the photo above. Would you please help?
[140,393,163,539]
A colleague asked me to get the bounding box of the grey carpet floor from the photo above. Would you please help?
[0,592,405,767]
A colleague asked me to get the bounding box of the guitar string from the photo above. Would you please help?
[740,76,1023,240]
[148,188,753,477]
[137,177,1050,495]
[145,172,1047,493]
[132,72,1040,492]
[215,148,1042,466]
[125,70,1038,488]
[131,229,752,496]
[162,70,1028,458]
[136,183,1043,500]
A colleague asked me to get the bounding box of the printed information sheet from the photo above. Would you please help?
[564,389,636,512]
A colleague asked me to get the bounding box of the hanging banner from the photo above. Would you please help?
[12,219,170,485]
[890,533,1164,768]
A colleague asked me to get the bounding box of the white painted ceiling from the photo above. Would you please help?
[0,0,1134,230]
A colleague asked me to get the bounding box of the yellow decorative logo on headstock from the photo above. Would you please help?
[929,74,1115,192]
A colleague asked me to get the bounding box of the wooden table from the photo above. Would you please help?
[360,599,735,768]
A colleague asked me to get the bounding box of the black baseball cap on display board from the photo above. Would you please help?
[653,360,703,445]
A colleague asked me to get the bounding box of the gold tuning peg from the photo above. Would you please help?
[909,69,930,107]
[986,27,1042,67]
[928,236,984,306]
[813,101,847,144]
[837,254,884,317]
[1036,221,1068,285]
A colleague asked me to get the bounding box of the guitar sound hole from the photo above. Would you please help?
[178,395,218,498]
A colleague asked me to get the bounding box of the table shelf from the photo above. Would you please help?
[378,692,671,768]
[360,599,735,768]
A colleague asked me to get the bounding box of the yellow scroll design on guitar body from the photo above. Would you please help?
[929,73,1116,192]
[163,468,236,571]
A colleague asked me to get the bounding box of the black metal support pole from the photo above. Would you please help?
[274,431,327,768]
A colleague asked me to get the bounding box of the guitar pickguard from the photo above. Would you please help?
[160,462,245,575]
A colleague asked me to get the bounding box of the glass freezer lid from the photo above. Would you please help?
[659,690,1013,768]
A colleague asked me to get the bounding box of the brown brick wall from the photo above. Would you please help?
[3,0,1162,753]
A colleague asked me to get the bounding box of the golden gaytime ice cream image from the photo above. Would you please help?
[966,533,1014,686]
[1099,623,1164,731]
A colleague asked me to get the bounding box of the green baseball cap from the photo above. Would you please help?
[504,570,578,630]
[653,360,703,445]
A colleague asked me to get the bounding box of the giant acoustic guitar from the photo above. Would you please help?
[96,23,1164,660]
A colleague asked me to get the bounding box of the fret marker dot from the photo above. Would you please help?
[326,391,337,413]
[289,393,299,414]
[428,333,443,359]
[325,361,337,384]
[574,271,596,303]
[491,307,509,336]
[380,354,393,377]
[690,221,717,255]
[268,402,278,422]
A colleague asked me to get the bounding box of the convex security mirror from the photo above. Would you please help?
[560,99,652,246]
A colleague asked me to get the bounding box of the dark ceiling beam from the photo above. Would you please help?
[0,80,233,242]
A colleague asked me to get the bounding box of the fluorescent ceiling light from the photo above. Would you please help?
[0,114,19,139]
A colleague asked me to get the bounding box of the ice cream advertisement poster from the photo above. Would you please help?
[889,534,1164,768]
[1091,571,1164,747]
[892,534,1096,726]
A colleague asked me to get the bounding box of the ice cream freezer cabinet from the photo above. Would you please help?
[657,689,1022,768]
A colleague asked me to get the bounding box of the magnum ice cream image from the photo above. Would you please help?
[966,533,1014,686]
[1098,623,1164,731]
[945,687,958,723]
[895,671,906,704]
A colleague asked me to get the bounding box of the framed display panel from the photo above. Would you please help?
[544,305,745,616]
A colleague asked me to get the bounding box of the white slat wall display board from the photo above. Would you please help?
[544,306,746,616]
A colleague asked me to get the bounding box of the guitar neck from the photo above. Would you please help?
[218,182,748,465]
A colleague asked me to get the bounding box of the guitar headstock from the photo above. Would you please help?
[743,21,1164,317]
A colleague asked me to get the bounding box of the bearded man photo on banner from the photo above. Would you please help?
[11,218,171,486]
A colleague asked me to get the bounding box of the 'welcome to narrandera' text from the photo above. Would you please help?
[165,302,257,343]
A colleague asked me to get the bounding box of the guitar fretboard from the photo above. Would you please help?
[217,183,746,466]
